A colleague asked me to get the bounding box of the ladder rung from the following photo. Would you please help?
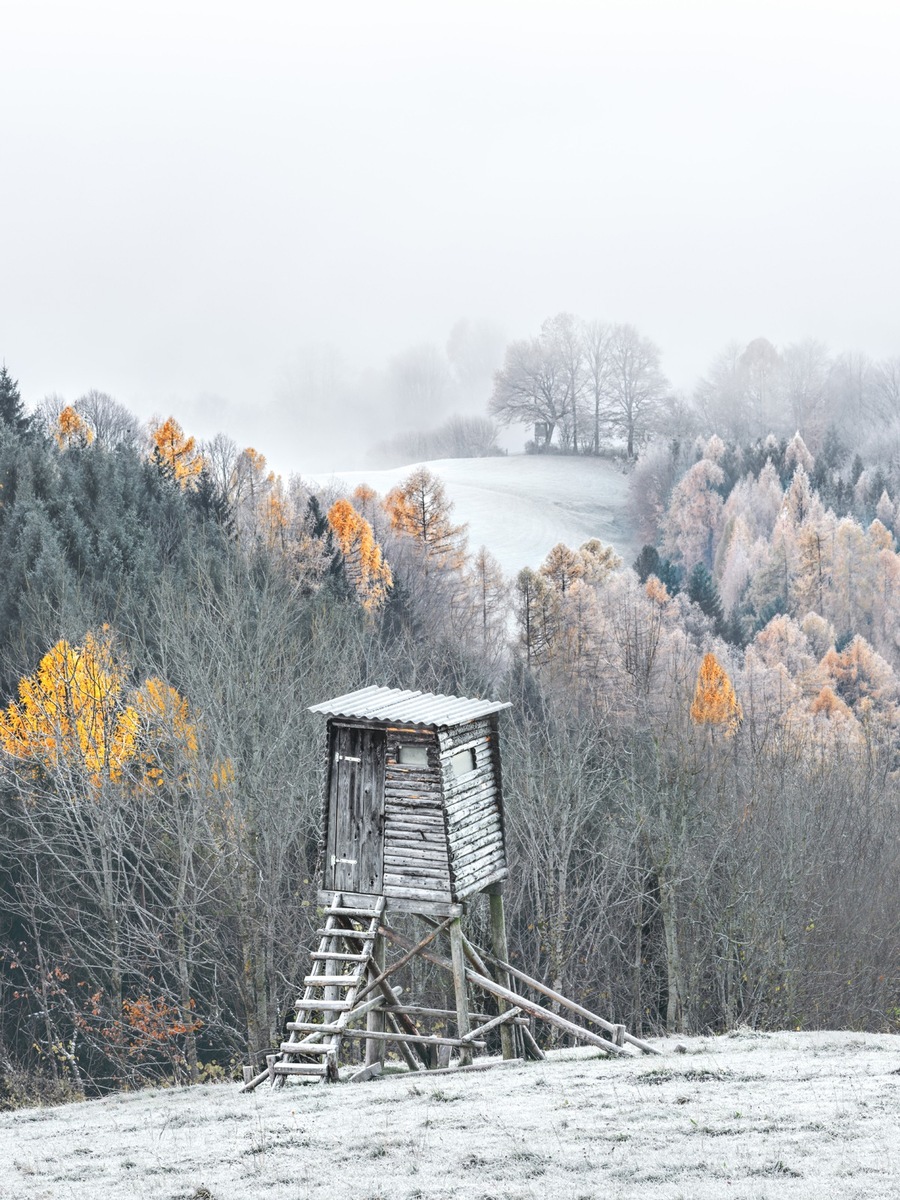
[293,999,353,1011]
[315,928,376,940]
[279,1041,336,1056]
[304,975,359,987]
[288,1021,343,1034]
[311,951,369,962]
[325,905,382,918]
[273,1062,328,1077]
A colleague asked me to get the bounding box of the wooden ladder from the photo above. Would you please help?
[271,893,386,1085]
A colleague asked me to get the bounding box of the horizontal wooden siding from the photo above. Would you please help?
[439,718,506,899]
[382,727,453,904]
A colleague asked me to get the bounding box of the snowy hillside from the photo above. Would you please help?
[4,1032,900,1199]
[307,455,640,578]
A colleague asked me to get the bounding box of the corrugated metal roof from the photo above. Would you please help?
[308,685,511,728]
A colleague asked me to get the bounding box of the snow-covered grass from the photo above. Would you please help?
[4,1031,899,1199]
[307,455,640,578]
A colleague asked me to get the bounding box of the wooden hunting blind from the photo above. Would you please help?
[242,685,659,1091]
[311,685,512,914]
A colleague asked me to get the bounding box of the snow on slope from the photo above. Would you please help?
[3,1033,900,1199]
[307,455,640,579]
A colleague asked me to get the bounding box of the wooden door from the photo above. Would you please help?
[325,726,385,895]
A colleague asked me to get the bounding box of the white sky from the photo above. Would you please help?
[3,0,899,472]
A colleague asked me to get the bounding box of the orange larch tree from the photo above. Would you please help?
[327,498,393,613]
[690,651,742,733]
[384,467,467,571]
[55,405,95,450]
[150,417,204,488]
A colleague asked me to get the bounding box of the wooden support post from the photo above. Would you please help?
[449,917,473,1066]
[488,888,517,1061]
[365,933,386,1069]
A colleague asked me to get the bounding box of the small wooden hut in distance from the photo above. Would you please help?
[309,684,512,915]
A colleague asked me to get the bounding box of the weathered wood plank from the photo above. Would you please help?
[448,811,502,845]
[453,845,505,883]
[454,865,508,900]
[437,722,491,751]
[384,847,451,866]
[450,825,504,863]
[384,872,451,889]
[272,1062,329,1077]
[385,836,449,853]
[384,882,453,902]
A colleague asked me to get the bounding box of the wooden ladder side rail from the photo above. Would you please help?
[243,989,400,1093]
[277,892,362,1087]
[465,940,661,1056]
[323,897,387,1075]
[271,893,346,1090]
[464,971,630,1057]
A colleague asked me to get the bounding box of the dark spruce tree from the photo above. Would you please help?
[633,545,681,594]
[687,562,725,636]
[0,363,33,439]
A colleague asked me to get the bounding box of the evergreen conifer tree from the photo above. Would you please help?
[0,363,33,438]
[687,562,725,635]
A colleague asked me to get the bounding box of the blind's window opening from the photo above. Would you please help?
[397,744,429,767]
[449,747,477,778]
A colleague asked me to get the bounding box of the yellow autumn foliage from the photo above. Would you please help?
[56,405,95,450]
[327,498,392,612]
[150,417,204,488]
[0,632,219,800]
[690,651,742,733]
[0,632,139,790]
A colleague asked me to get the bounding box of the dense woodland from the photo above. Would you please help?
[1,342,899,1109]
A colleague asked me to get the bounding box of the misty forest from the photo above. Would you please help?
[2,313,900,1108]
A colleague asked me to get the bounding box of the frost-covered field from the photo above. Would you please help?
[3,1031,899,1200]
[307,455,639,578]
